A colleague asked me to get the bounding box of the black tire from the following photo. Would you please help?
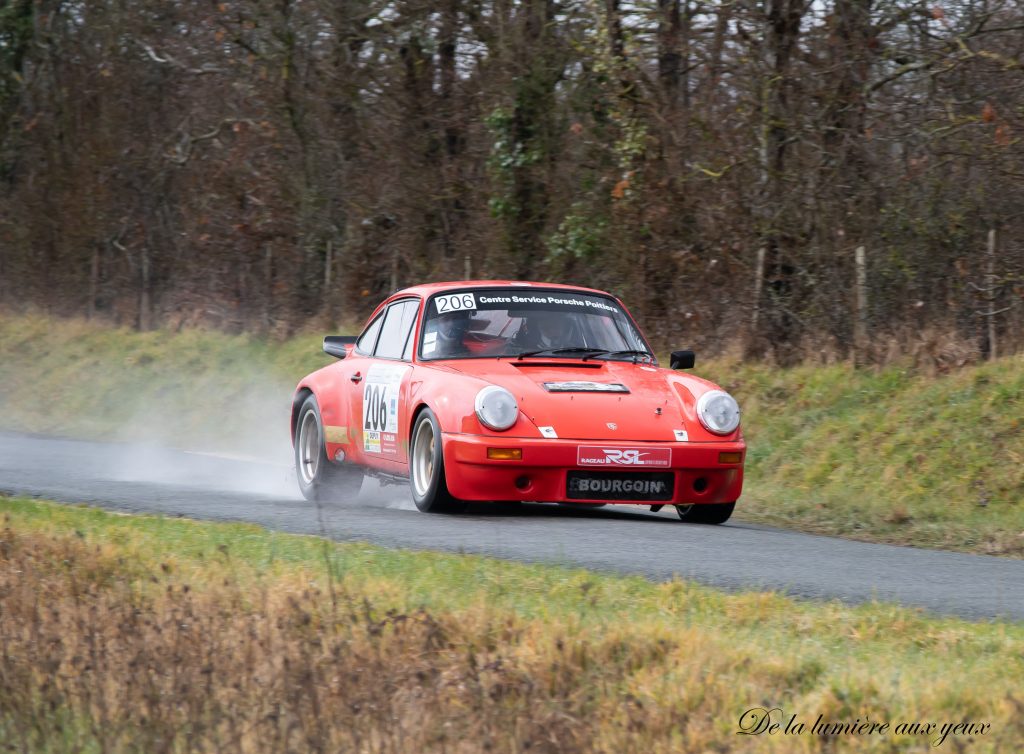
[675,502,735,525]
[409,408,466,513]
[294,395,363,502]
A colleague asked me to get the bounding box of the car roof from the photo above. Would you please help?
[391,280,615,300]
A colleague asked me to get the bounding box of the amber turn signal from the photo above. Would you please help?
[718,451,743,464]
[487,447,523,461]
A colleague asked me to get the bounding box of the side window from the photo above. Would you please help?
[355,314,384,355]
[375,300,419,360]
[402,313,418,360]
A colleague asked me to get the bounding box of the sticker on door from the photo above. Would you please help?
[363,363,409,454]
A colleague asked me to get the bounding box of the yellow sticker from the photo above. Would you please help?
[324,425,349,444]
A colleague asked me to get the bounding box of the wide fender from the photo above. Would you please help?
[664,371,743,443]
[410,371,543,438]
[291,364,350,445]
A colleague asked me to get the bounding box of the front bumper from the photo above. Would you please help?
[441,433,744,505]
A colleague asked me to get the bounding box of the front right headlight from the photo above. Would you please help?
[474,386,519,431]
[696,390,740,435]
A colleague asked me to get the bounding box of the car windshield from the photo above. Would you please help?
[419,288,653,361]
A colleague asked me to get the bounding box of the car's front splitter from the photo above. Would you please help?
[441,433,744,505]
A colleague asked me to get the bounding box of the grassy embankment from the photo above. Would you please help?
[0,313,1021,555]
[0,496,1021,753]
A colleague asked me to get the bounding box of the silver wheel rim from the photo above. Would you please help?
[298,410,321,486]
[411,419,436,498]
[675,504,693,517]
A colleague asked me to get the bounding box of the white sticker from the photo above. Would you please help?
[423,341,436,354]
[434,292,476,314]
[423,331,437,345]
[363,364,410,453]
[673,429,689,442]
[539,426,558,439]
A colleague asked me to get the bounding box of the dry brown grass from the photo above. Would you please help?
[2,502,1023,753]
[0,525,605,753]
[0,521,755,754]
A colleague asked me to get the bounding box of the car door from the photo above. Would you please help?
[321,309,384,463]
[349,298,420,471]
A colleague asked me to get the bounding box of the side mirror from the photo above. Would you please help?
[323,335,357,360]
[670,350,695,370]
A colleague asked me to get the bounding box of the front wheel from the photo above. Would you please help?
[294,395,363,502]
[675,502,735,525]
[409,408,465,513]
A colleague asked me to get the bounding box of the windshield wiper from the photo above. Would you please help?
[514,347,610,360]
[591,349,655,363]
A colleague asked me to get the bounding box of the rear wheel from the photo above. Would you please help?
[294,395,363,502]
[409,408,465,513]
[675,502,735,525]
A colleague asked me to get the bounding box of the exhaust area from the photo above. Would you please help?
[96,383,417,509]
[0,316,417,507]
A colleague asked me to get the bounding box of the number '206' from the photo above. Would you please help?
[435,293,475,313]
[364,384,389,431]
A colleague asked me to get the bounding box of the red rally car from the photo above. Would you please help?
[291,281,744,523]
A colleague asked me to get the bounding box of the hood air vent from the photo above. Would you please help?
[513,362,602,369]
[542,381,630,393]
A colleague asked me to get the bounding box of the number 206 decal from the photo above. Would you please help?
[434,292,476,313]
[363,383,389,432]
[361,364,408,454]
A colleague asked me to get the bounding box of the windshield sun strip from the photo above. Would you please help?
[417,287,654,362]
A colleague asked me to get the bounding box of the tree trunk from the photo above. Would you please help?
[704,2,731,116]
[749,0,803,363]
[657,0,681,108]
[437,0,463,266]
[509,0,559,279]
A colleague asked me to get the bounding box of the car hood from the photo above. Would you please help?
[442,359,735,442]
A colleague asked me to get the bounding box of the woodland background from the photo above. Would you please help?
[0,0,1021,363]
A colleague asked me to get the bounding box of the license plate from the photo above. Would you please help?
[566,471,675,502]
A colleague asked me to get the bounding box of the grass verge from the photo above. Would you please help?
[0,313,1021,555]
[698,359,1024,556]
[1,496,1022,753]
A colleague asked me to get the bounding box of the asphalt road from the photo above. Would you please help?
[1,431,1021,622]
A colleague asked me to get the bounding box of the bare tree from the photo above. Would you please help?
[0,0,1022,360]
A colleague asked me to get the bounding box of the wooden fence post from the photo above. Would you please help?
[263,244,273,332]
[324,239,333,290]
[986,229,997,361]
[750,246,766,343]
[854,245,867,366]
[321,239,333,322]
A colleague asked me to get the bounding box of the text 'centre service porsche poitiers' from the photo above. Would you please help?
[476,293,619,313]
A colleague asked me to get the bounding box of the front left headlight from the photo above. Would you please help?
[475,386,519,431]
[696,390,740,435]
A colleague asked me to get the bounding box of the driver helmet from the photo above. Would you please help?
[435,310,472,343]
[531,309,573,348]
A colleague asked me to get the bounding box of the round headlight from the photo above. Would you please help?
[475,386,519,431]
[696,390,740,435]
